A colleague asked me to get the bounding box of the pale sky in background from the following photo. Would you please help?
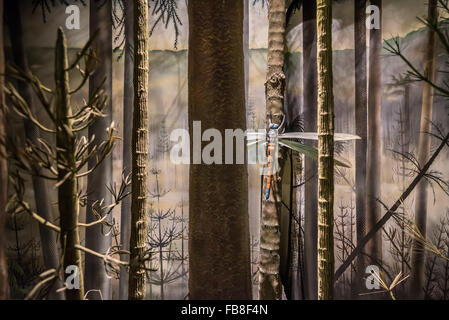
[16,0,430,51]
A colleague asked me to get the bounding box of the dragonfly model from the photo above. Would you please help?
[247,116,360,200]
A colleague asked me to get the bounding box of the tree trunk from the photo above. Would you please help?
[316,0,334,300]
[188,0,251,299]
[259,0,287,300]
[119,0,134,300]
[85,0,113,300]
[5,0,63,300]
[282,39,305,300]
[55,28,84,300]
[366,0,382,266]
[291,153,303,300]
[354,0,367,298]
[280,149,303,300]
[128,0,149,300]
[410,0,438,299]
[302,0,318,300]
[282,23,305,298]
[0,0,9,300]
[244,0,259,298]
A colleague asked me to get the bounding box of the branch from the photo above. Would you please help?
[24,268,58,300]
[9,174,61,233]
[384,37,449,98]
[335,131,449,281]
[4,82,55,133]
[74,244,128,267]
[7,64,56,123]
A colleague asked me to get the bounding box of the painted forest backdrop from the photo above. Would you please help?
[1,0,449,300]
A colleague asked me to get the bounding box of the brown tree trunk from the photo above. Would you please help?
[366,0,382,266]
[55,28,84,300]
[244,0,249,108]
[410,0,438,299]
[316,0,334,300]
[119,0,134,300]
[85,0,113,300]
[0,0,9,300]
[303,0,318,300]
[354,0,368,297]
[188,0,251,299]
[128,0,149,300]
[5,0,63,300]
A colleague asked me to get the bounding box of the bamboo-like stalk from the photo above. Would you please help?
[316,0,335,300]
[128,0,149,300]
[55,28,84,300]
[259,0,286,300]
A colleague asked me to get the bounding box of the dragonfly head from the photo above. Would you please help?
[267,112,285,133]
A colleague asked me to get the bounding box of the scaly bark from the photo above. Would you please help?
[316,0,334,300]
[55,28,84,300]
[410,0,438,299]
[354,0,367,297]
[302,0,318,300]
[85,0,113,299]
[5,1,63,300]
[0,0,9,300]
[259,0,287,300]
[119,0,134,300]
[366,0,382,266]
[188,0,251,299]
[128,0,149,300]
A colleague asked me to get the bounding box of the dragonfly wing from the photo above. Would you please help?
[334,133,361,141]
[278,140,318,159]
[279,132,319,140]
[279,139,351,168]
[246,132,267,140]
[279,132,361,141]
[247,140,266,148]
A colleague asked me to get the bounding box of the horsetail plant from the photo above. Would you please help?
[4,27,126,300]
